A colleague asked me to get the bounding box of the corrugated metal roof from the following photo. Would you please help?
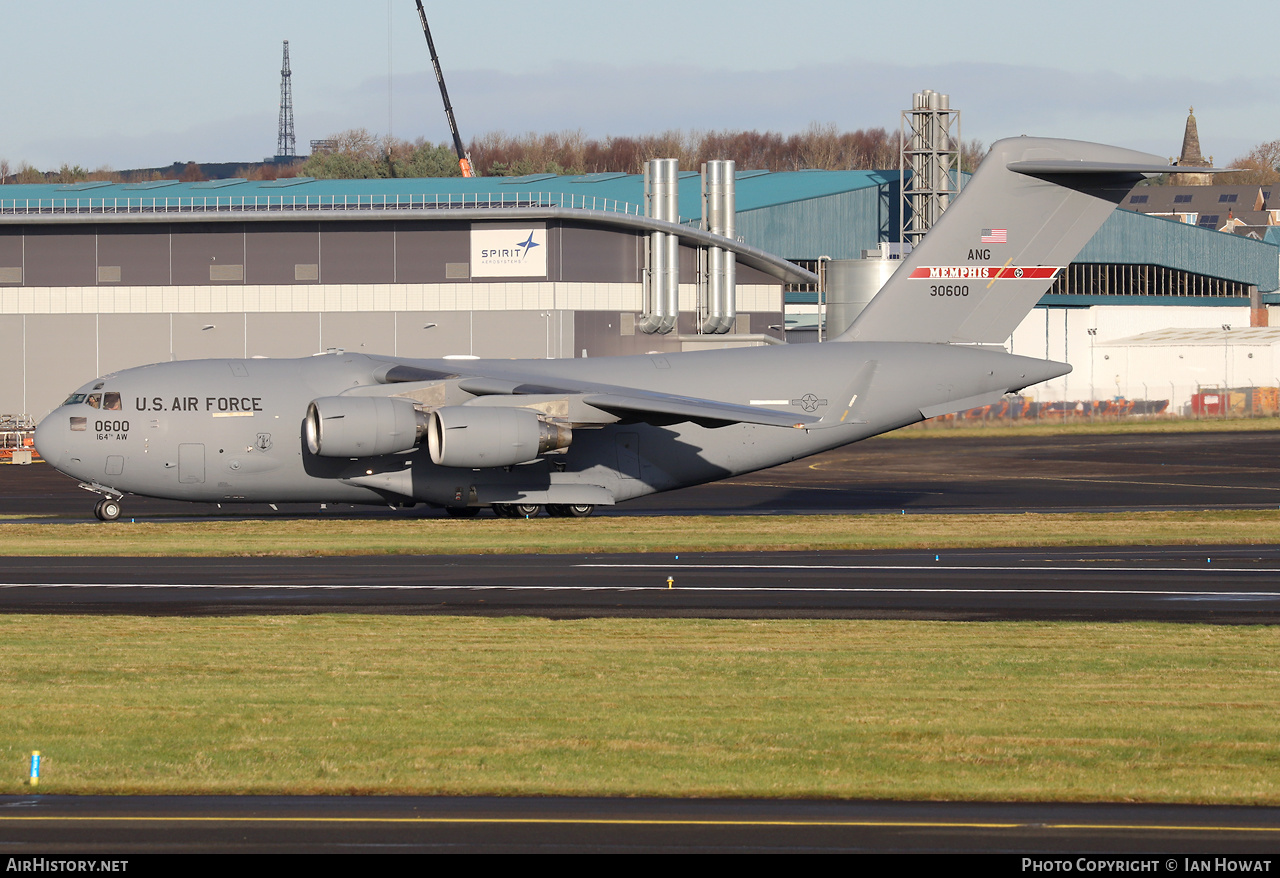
[190,178,247,189]
[121,180,181,190]
[57,181,112,191]
[569,172,628,184]
[1103,327,1280,346]
[1037,294,1249,307]
[259,176,316,188]
[1077,208,1279,292]
[3,170,1275,292]
[498,173,559,185]
[0,169,899,224]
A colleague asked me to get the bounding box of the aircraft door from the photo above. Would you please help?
[616,433,641,479]
[178,443,205,484]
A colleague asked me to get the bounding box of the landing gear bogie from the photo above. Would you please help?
[94,497,122,522]
[546,504,594,518]
[491,503,542,518]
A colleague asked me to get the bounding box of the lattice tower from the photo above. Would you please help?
[277,40,296,158]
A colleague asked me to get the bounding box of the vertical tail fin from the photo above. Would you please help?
[837,137,1176,345]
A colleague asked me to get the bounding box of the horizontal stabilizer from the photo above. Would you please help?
[1008,159,1231,177]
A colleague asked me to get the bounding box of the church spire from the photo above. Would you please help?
[1179,106,1207,167]
[1171,106,1212,185]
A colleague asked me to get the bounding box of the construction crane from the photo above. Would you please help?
[414,1,474,177]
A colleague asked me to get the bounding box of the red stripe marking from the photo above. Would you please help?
[909,266,1061,280]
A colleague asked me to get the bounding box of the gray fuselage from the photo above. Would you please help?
[35,342,1063,510]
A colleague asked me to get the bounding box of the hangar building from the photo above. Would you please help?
[3,163,1278,419]
[0,169,820,418]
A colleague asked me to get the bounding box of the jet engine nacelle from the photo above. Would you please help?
[428,405,572,468]
[305,395,428,458]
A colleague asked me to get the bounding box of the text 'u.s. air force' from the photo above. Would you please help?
[134,397,263,413]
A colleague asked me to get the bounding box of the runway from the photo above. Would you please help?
[4,546,1280,622]
[6,428,1280,854]
[8,427,1280,520]
[5,428,1280,622]
[4,795,1279,854]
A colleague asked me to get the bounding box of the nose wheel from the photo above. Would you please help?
[94,497,122,522]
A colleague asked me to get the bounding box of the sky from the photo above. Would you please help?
[1,0,1275,171]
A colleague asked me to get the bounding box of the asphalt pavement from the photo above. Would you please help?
[6,427,1280,855]
[7,427,1280,520]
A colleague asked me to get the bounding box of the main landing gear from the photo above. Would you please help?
[545,504,594,518]
[444,504,596,519]
[93,497,122,521]
[491,503,543,519]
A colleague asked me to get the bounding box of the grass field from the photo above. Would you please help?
[1,509,1278,557]
[5,420,1278,803]
[3,615,1277,802]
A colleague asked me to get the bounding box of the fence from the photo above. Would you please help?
[0,191,667,219]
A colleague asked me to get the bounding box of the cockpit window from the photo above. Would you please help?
[103,392,121,411]
[62,393,87,406]
[86,393,102,409]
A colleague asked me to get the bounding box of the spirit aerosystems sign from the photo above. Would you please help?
[470,226,547,278]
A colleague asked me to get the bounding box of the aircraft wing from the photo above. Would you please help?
[573,389,814,429]
[373,361,816,429]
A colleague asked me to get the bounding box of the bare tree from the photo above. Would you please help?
[466,125,902,177]
[178,162,205,183]
[305,124,914,179]
[300,128,460,179]
[959,138,987,174]
[1220,139,1280,185]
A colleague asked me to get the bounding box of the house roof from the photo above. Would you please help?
[1123,185,1267,215]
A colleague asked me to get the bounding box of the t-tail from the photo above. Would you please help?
[836,137,1179,346]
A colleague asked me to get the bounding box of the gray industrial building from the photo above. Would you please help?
[0,167,823,419]
[3,160,1279,420]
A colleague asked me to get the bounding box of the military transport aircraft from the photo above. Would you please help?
[36,137,1178,521]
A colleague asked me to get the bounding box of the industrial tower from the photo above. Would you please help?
[900,89,960,247]
[277,40,296,159]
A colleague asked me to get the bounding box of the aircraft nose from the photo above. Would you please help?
[33,414,65,470]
